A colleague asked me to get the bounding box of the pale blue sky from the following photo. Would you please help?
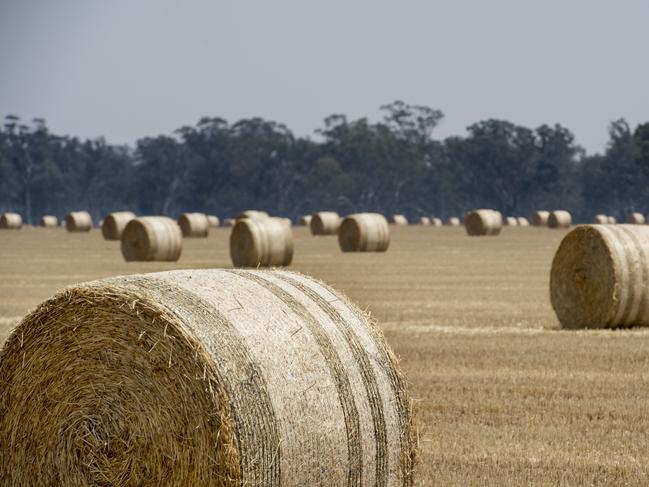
[1,0,648,153]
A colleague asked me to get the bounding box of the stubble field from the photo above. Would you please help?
[1,225,648,485]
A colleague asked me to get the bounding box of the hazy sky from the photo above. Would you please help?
[1,0,648,154]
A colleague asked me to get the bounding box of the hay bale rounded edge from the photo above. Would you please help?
[121,216,182,262]
[447,217,461,227]
[532,210,550,227]
[101,211,136,240]
[230,217,294,267]
[207,215,220,228]
[338,213,390,252]
[177,212,209,238]
[517,217,530,227]
[0,212,22,229]
[548,210,572,229]
[625,212,645,224]
[65,211,93,232]
[389,214,408,226]
[0,268,416,485]
[464,209,502,236]
[593,214,608,224]
[40,215,58,228]
[310,211,341,236]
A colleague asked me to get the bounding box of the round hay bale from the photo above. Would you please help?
[222,218,236,227]
[39,215,58,228]
[0,269,416,485]
[207,215,220,228]
[101,211,136,240]
[121,216,182,262]
[230,217,293,267]
[532,210,550,227]
[389,214,408,226]
[464,209,502,236]
[236,210,269,221]
[65,211,93,232]
[177,213,209,238]
[299,215,312,226]
[625,212,645,224]
[310,211,341,236]
[550,224,649,329]
[593,214,608,224]
[517,217,530,227]
[419,216,431,225]
[548,210,572,229]
[447,217,461,227]
[608,216,617,224]
[504,216,518,226]
[338,213,390,252]
[0,212,22,229]
[431,217,443,227]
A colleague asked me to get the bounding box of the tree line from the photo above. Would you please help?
[1,101,648,224]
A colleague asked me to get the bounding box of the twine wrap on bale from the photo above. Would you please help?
[464,209,502,236]
[447,217,461,227]
[608,216,617,224]
[532,211,550,227]
[121,217,182,262]
[419,217,431,226]
[101,211,136,240]
[517,217,530,227]
[593,214,608,224]
[178,213,210,238]
[207,215,220,228]
[65,211,92,232]
[550,224,649,329]
[310,211,341,236]
[0,212,22,229]
[236,210,269,221]
[504,216,518,226]
[625,212,645,224]
[40,215,58,228]
[299,215,312,226]
[0,269,416,486]
[338,213,390,252]
[230,218,294,267]
[548,210,572,229]
[389,215,408,226]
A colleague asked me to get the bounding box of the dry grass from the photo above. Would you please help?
[2,225,649,484]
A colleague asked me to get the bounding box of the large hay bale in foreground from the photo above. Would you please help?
[101,211,136,240]
[40,215,58,228]
[548,210,572,229]
[517,217,530,227]
[464,209,502,236]
[419,216,431,226]
[389,214,408,226]
[593,214,608,224]
[0,269,415,486]
[532,210,550,227]
[625,212,645,224]
[338,213,390,252]
[0,212,22,229]
[310,211,341,235]
[65,211,92,232]
[177,212,209,238]
[236,210,269,220]
[230,218,293,267]
[207,215,220,228]
[447,217,461,227]
[121,217,182,262]
[299,215,312,226]
[550,224,649,329]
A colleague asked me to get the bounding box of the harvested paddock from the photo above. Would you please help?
[101,211,136,240]
[338,213,390,252]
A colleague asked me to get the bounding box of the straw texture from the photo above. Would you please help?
[121,217,182,262]
[230,218,294,267]
[65,211,93,232]
[464,209,502,236]
[0,212,22,229]
[447,217,461,227]
[310,211,341,236]
[40,215,58,228]
[625,212,645,224]
[0,269,416,486]
[389,215,408,226]
[207,215,220,228]
[550,224,649,329]
[236,210,269,220]
[517,217,530,227]
[101,211,136,240]
[532,211,550,227]
[548,210,572,229]
[178,213,210,238]
[338,213,390,252]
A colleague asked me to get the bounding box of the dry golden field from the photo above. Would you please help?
[2,225,649,485]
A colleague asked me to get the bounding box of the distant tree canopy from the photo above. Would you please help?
[1,101,647,224]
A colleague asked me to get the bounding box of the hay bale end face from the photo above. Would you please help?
[338,213,390,252]
[0,269,415,486]
[177,213,209,238]
[0,212,22,229]
[207,215,220,228]
[121,216,182,262]
[101,211,136,240]
[517,217,530,227]
[464,209,502,236]
[548,210,572,229]
[40,215,58,228]
[389,214,408,226]
[625,212,645,224]
[230,217,294,267]
[532,210,550,227]
[236,210,269,221]
[447,217,461,227]
[65,211,93,232]
[550,224,649,329]
[310,211,341,236]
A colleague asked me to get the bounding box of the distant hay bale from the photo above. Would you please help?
[517,217,530,227]
[548,210,572,229]
[550,224,649,329]
[236,210,269,220]
[447,217,461,227]
[121,216,182,262]
[101,211,136,240]
[310,211,341,236]
[222,218,236,227]
[593,214,608,224]
[0,212,22,229]
[532,210,550,227]
[464,209,503,236]
[625,212,645,224]
[0,269,415,486]
[419,216,431,225]
[608,216,617,224]
[230,217,293,267]
[177,213,209,238]
[299,215,312,226]
[431,217,442,227]
[65,211,93,232]
[504,216,518,226]
[207,215,220,228]
[338,213,390,252]
[39,215,58,228]
[389,214,408,226]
